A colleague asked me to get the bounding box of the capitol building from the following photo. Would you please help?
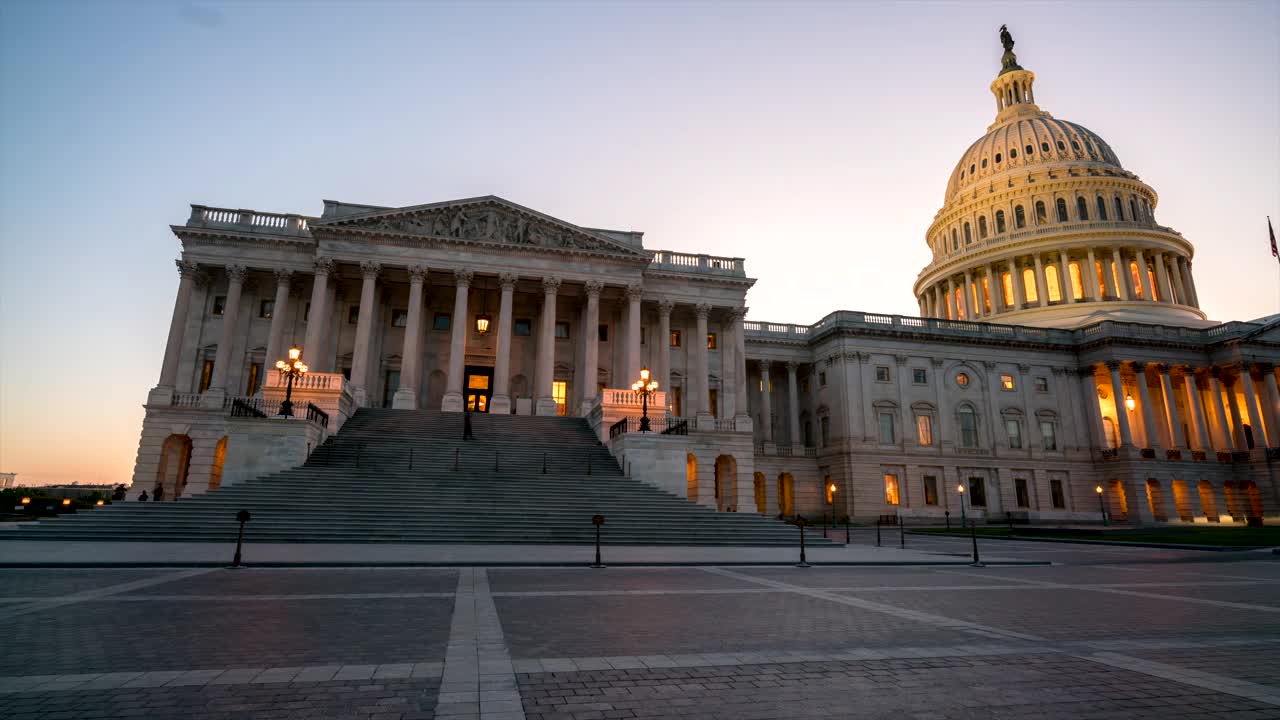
[132,33,1278,527]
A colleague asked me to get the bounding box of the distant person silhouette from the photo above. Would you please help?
[137,490,149,502]
[153,484,164,502]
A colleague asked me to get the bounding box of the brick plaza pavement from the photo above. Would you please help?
[0,539,1278,719]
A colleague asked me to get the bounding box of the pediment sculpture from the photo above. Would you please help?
[362,205,613,252]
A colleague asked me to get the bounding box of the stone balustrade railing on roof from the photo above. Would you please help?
[649,250,746,277]
[744,311,1264,347]
[187,205,313,237]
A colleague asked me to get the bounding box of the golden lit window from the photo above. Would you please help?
[1022,268,1039,303]
[552,380,567,416]
[954,287,965,319]
[981,276,991,313]
[884,473,900,505]
[916,415,933,446]
[1069,262,1084,300]
[1147,268,1159,301]
[956,372,970,387]
[1129,261,1144,299]
[706,333,717,349]
[467,374,490,391]
[1001,374,1016,390]
[1046,264,1062,302]
[1002,272,1014,306]
[670,330,681,347]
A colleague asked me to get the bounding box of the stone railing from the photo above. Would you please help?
[601,388,668,410]
[649,250,746,278]
[187,205,313,237]
[264,372,344,391]
[169,392,203,408]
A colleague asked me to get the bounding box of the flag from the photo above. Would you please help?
[1271,216,1278,260]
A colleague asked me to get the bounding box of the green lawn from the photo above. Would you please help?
[913,525,1280,548]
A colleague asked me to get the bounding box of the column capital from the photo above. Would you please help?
[498,272,518,291]
[657,298,676,316]
[1210,366,1227,380]
[758,358,771,372]
[896,355,910,367]
[624,282,644,301]
[272,268,293,285]
[583,279,604,298]
[542,275,562,294]
[225,264,248,283]
[1153,363,1172,375]
[359,261,382,280]
[786,360,800,372]
[1104,360,1125,372]
[176,259,200,278]
[930,357,946,368]
[726,305,747,322]
[1051,366,1068,376]
[454,269,474,288]
[408,265,429,283]
[312,256,336,277]
[694,303,712,319]
[1076,366,1099,378]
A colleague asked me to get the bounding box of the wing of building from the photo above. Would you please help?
[133,32,1280,527]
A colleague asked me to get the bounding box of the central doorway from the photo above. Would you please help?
[465,365,495,413]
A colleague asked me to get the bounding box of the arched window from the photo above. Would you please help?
[982,158,988,168]
[1103,417,1118,449]
[970,163,976,174]
[1056,140,1065,151]
[978,216,988,239]
[995,210,1006,234]
[1068,261,1084,300]
[954,287,966,319]
[1010,148,1017,159]
[951,228,958,250]
[1114,197,1125,220]
[1130,197,1139,221]
[1046,264,1063,302]
[1041,141,1050,153]
[1055,198,1068,222]
[958,406,979,448]
[1096,196,1107,220]
[963,222,972,244]
[1001,272,1014,307]
[1015,205,1026,229]
[995,152,1002,163]
[1129,261,1145,299]
[1076,196,1089,221]
[1022,268,1039,303]
[1035,201,1047,224]
[1026,144,1034,156]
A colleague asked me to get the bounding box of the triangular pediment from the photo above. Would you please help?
[311,195,647,258]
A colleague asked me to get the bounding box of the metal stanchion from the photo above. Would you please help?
[590,514,606,568]
[875,518,882,547]
[231,510,251,568]
[795,516,810,568]
[899,515,905,549]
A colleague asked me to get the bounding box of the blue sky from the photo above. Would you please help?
[1,0,1277,485]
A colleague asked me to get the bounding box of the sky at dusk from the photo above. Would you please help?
[1,0,1277,486]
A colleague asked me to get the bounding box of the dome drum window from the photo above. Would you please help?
[995,152,1002,163]
[978,216,988,239]
[1056,140,1065,151]
[1009,148,1017,159]
[1014,205,1026,229]
[995,210,1007,234]
[1076,196,1089,221]
[1026,144,1034,156]
[982,158,988,168]
[1041,142,1050,153]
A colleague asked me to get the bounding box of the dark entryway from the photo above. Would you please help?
[465,365,495,413]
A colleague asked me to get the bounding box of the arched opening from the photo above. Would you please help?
[155,434,193,501]
[978,216,988,239]
[1014,205,1026,229]
[1055,198,1069,222]
[1035,201,1047,224]
[713,455,736,512]
[1096,196,1108,220]
[1102,418,1119,448]
[1197,480,1220,522]
[753,472,766,514]
[777,472,795,517]
[1068,262,1084,300]
[1046,264,1062,302]
[1223,481,1245,521]
[995,210,1006,234]
[1241,481,1264,519]
[209,436,228,491]
[1076,196,1089,221]
[963,222,972,244]
[1107,479,1129,521]
[1145,480,1169,522]
[1170,480,1194,522]
[686,453,698,502]
[1022,268,1039,303]
[1114,196,1125,220]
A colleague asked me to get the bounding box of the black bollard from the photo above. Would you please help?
[542,453,547,474]
[823,511,828,539]
[899,515,905,549]
[876,518,882,547]
[590,514,606,568]
[231,510,251,568]
[1006,511,1014,531]
[454,447,459,471]
[844,517,850,545]
[795,516,810,568]
[945,510,950,530]
[970,517,983,566]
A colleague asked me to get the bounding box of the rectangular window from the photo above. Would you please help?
[1001,374,1015,390]
[245,363,262,396]
[875,366,891,382]
[433,313,451,331]
[960,411,978,448]
[259,300,274,319]
[708,389,718,418]
[1035,376,1048,392]
[514,319,532,336]
[923,475,939,506]
[969,477,987,507]
[916,415,933,446]
[391,309,408,328]
[467,375,490,390]
[878,412,895,444]
[598,324,609,342]
[671,387,682,417]
[552,380,568,416]
[1015,478,1030,508]
[818,371,827,387]
[1050,479,1066,509]
[199,359,214,392]
[706,333,717,349]
[554,321,570,339]
[212,296,226,316]
[382,370,400,407]
[912,368,927,384]
[1040,420,1057,450]
[348,306,360,324]
[884,473,900,505]
[669,329,681,347]
[820,416,830,446]
[1006,419,1022,449]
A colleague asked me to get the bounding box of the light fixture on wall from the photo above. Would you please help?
[1124,394,1136,411]
[475,313,491,335]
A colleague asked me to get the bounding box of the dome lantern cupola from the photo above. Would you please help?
[990,26,1039,122]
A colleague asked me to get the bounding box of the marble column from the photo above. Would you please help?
[156,260,201,394]
[349,261,381,407]
[656,299,674,412]
[1181,258,1200,307]
[441,270,473,412]
[1080,368,1107,448]
[1239,364,1268,447]
[759,360,774,443]
[984,263,1000,314]
[302,257,334,369]
[625,283,643,386]
[1111,248,1132,300]
[1133,363,1160,449]
[945,278,956,319]
[694,304,711,417]
[534,276,562,416]
[490,272,518,416]
[1136,250,1156,301]
[1059,251,1076,303]
[786,361,801,448]
[1207,371,1233,449]
[1156,365,1184,449]
[1181,368,1211,451]
[1107,362,1134,447]
[1100,249,1118,299]
[1153,251,1173,303]
[1085,247,1100,301]
[1032,253,1048,306]
[392,266,428,410]
[577,280,603,416]
[961,272,975,319]
[1169,255,1187,305]
[207,264,248,397]
[1223,373,1247,449]
[262,269,293,387]
[1263,366,1280,447]
[731,307,750,425]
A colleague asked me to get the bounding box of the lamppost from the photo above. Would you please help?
[275,346,309,417]
[1096,484,1108,526]
[957,483,967,529]
[829,482,838,529]
[631,366,659,432]
[958,483,981,566]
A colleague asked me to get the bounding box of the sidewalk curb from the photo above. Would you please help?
[906,530,1272,552]
[0,559,1050,569]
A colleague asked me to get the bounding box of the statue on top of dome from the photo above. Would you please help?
[998,24,1023,74]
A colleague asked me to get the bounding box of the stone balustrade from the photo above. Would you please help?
[649,250,746,277]
[187,205,313,236]
[263,371,344,391]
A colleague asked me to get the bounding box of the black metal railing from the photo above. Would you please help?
[609,416,688,439]
[608,418,628,439]
[230,398,268,419]
[306,402,330,428]
[660,419,688,435]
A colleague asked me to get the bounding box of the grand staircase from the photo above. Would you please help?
[9,409,824,546]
